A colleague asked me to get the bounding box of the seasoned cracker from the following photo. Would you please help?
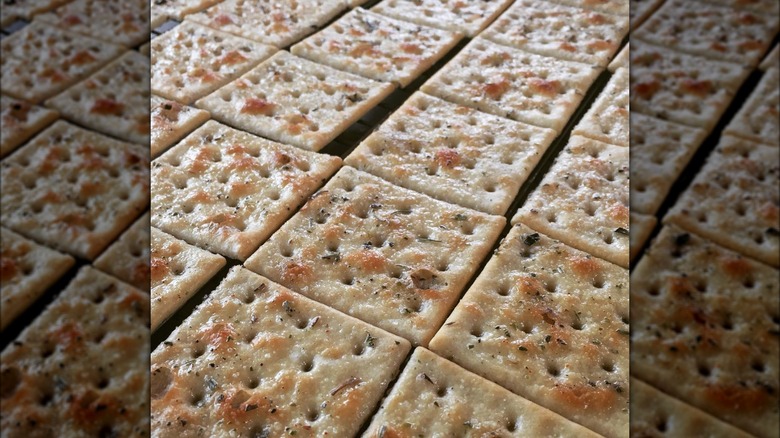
[151,0,221,28]
[630,0,664,29]
[94,212,151,291]
[371,0,513,36]
[759,44,779,71]
[630,212,657,263]
[35,0,149,48]
[151,95,210,158]
[608,43,628,72]
[572,67,629,146]
[723,67,780,146]
[1,95,59,158]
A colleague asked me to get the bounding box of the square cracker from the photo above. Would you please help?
[664,136,780,267]
[34,0,149,48]
[630,225,779,437]
[93,212,151,291]
[151,21,277,104]
[420,38,601,132]
[291,8,462,88]
[429,224,630,438]
[630,41,750,130]
[631,378,754,438]
[481,0,629,67]
[1,95,59,158]
[630,113,708,215]
[371,0,513,37]
[151,0,221,28]
[364,348,602,437]
[345,92,557,215]
[630,0,664,30]
[0,121,150,260]
[759,44,779,71]
[513,136,630,267]
[572,67,629,147]
[608,43,628,72]
[0,22,125,104]
[0,266,149,437]
[546,0,628,15]
[150,266,411,437]
[46,51,150,145]
[150,228,225,331]
[185,0,346,48]
[151,120,342,260]
[196,51,395,151]
[630,212,657,263]
[245,167,505,346]
[0,227,74,331]
[723,67,779,146]
[151,95,210,158]
[634,0,779,67]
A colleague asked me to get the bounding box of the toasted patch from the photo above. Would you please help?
[94,212,151,291]
[0,227,74,331]
[631,225,779,437]
[630,212,657,263]
[150,266,410,436]
[608,43,628,72]
[35,0,149,48]
[245,167,505,345]
[371,0,513,37]
[0,266,149,437]
[630,0,663,29]
[0,121,149,260]
[420,38,601,132]
[365,348,602,437]
[546,0,628,15]
[513,136,630,267]
[151,21,277,104]
[481,0,628,67]
[723,67,779,146]
[151,95,210,158]
[150,228,225,331]
[345,92,557,215]
[151,0,221,28]
[572,67,629,146]
[152,120,341,260]
[759,44,779,71]
[196,51,394,151]
[664,136,780,267]
[46,51,150,144]
[1,95,59,158]
[429,224,630,438]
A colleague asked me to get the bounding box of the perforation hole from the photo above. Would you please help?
[246,377,260,389]
[341,276,354,286]
[436,386,448,397]
[192,345,206,359]
[544,279,557,293]
[301,360,314,372]
[353,344,365,356]
[698,365,711,377]
[497,284,510,297]
[601,361,615,373]
[306,409,320,422]
[470,327,483,338]
[547,365,560,377]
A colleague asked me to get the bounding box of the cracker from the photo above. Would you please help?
[371,0,512,36]
[759,44,779,71]
[196,51,395,151]
[546,0,628,15]
[34,0,149,48]
[291,9,462,88]
[634,0,779,67]
[1,95,59,158]
[630,225,779,437]
[152,120,341,260]
[0,227,74,331]
[513,136,630,267]
[0,266,149,437]
[151,95,210,158]
[345,92,557,215]
[151,21,277,104]
[608,43,628,72]
[46,51,150,144]
[631,378,754,438]
[630,0,664,29]
[723,67,780,146]
[150,266,410,437]
[664,135,780,267]
[0,22,125,104]
[0,121,149,260]
[93,212,151,291]
[429,224,630,438]
[151,0,221,28]
[150,228,225,331]
[630,41,750,130]
[481,0,629,67]
[630,212,657,263]
[572,67,629,147]
[630,113,708,215]
[420,38,601,132]
[185,0,346,48]
[365,348,602,437]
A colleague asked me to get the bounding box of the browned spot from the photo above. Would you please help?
[218,50,248,66]
[738,13,761,24]
[40,67,67,83]
[559,42,577,52]
[587,40,613,51]
[79,181,104,197]
[63,14,82,25]
[569,256,601,278]
[483,80,511,100]
[711,42,728,52]
[344,249,387,273]
[721,257,753,278]
[350,42,380,58]
[282,260,313,284]
[401,43,422,55]
[90,99,124,116]
[202,322,238,350]
[589,13,608,24]
[517,275,545,294]
[150,258,169,283]
[0,258,18,282]
[70,51,96,65]
[553,384,620,411]
[679,79,713,97]
[213,14,233,26]
[704,383,773,411]
[634,81,661,100]
[529,78,562,97]
[241,98,275,115]
[50,322,84,352]
[435,148,461,168]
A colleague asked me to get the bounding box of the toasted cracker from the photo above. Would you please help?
[631,225,779,437]
[151,266,410,437]
[546,0,628,14]
[481,0,628,67]
[664,135,780,267]
[345,92,557,215]
[0,266,149,437]
[0,121,149,260]
[35,0,149,48]
[1,95,59,158]
[0,227,74,331]
[151,21,277,104]
[371,0,513,36]
[152,120,341,260]
[513,136,630,267]
[759,44,779,71]
[196,51,395,151]
[429,224,630,438]
[151,0,221,28]
[420,38,601,132]
[723,67,779,146]
[151,95,210,158]
[365,348,602,437]
[93,212,150,291]
[630,0,663,29]
[630,212,657,263]
[572,67,629,146]
[245,167,505,346]
[608,43,628,72]
[46,51,150,144]
[150,228,225,331]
